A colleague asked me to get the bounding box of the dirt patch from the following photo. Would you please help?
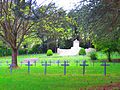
[81,82,120,90]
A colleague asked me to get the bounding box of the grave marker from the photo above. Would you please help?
[61,61,69,75]
[34,61,36,66]
[101,61,110,76]
[28,61,30,74]
[91,60,96,66]
[80,60,89,75]
[6,61,9,66]
[42,61,50,75]
[56,60,60,66]
[10,64,13,74]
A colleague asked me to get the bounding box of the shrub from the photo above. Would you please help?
[79,48,86,55]
[46,49,53,56]
[90,52,97,60]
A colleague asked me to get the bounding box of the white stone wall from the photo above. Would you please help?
[57,39,96,56]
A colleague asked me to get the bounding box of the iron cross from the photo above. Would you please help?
[42,61,51,75]
[80,60,89,75]
[61,61,69,75]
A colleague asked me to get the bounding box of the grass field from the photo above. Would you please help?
[0,52,120,90]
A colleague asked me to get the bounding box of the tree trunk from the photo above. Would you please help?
[54,38,57,53]
[107,50,112,62]
[12,48,18,67]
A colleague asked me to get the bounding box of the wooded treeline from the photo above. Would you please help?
[0,0,120,67]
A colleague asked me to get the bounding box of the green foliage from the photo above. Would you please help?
[46,49,53,56]
[72,0,120,61]
[79,48,86,55]
[18,49,27,55]
[90,52,97,60]
[6,48,12,56]
[0,46,12,56]
[32,44,41,54]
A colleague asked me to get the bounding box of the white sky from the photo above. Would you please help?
[36,0,80,10]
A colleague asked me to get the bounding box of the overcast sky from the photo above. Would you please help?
[36,0,80,10]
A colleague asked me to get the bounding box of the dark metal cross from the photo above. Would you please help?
[34,61,36,66]
[61,61,69,75]
[28,61,30,74]
[9,64,15,74]
[56,60,60,66]
[101,61,110,76]
[10,64,13,74]
[80,60,89,75]
[42,61,50,75]
[6,61,9,66]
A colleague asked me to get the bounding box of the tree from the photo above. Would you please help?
[35,4,71,52]
[68,7,92,48]
[0,0,53,67]
[75,0,120,62]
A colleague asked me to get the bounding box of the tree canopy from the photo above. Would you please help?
[72,0,120,61]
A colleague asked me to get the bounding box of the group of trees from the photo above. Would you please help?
[69,0,120,61]
[0,0,73,67]
[0,0,120,67]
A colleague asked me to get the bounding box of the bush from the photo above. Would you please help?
[46,49,53,56]
[79,48,86,55]
[90,52,97,60]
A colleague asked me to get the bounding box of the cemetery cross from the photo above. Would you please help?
[101,61,110,76]
[10,64,12,74]
[61,61,69,75]
[10,64,14,74]
[34,61,36,66]
[42,61,51,75]
[80,60,89,75]
[28,61,30,74]
[6,61,9,66]
[56,60,60,66]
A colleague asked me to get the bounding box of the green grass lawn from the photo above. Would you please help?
[0,53,120,90]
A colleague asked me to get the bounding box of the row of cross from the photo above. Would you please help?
[9,60,110,76]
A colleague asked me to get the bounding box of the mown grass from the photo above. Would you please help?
[0,52,120,90]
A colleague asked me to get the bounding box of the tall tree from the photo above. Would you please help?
[0,0,53,67]
[35,4,71,52]
[75,0,120,61]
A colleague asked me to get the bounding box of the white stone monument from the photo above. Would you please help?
[57,39,81,56]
